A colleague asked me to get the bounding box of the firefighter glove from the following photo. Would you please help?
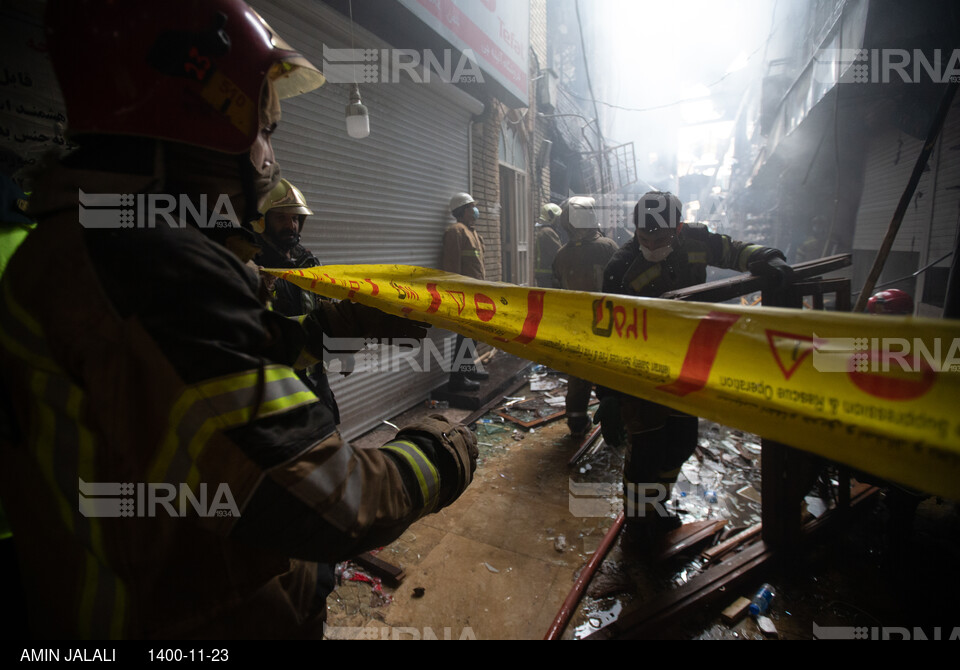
[355,303,431,340]
[395,415,478,508]
[748,249,794,289]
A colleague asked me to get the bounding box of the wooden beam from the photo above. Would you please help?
[462,375,529,427]
[568,425,603,466]
[701,523,763,564]
[661,254,852,303]
[656,519,726,561]
[352,552,406,586]
[585,540,774,639]
[586,482,880,639]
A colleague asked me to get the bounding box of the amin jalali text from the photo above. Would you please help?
[20,647,231,662]
[21,648,116,662]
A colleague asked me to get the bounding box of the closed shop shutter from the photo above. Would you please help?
[917,95,960,313]
[852,125,932,255]
[256,1,485,439]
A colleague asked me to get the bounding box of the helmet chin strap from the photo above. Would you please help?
[260,225,301,256]
[240,156,281,227]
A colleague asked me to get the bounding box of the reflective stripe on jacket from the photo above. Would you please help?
[603,223,765,298]
[0,211,437,639]
[441,221,484,280]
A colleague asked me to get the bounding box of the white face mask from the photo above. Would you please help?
[639,243,674,263]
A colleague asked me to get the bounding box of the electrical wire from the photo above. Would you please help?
[560,38,768,114]
[574,0,606,192]
[348,0,357,85]
[850,251,954,297]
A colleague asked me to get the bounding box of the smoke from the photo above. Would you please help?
[575,0,783,196]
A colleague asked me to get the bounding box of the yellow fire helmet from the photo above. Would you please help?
[538,203,562,224]
[254,179,314,233]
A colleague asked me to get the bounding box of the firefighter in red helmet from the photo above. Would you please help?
[867,288,915,315]
[0,0,476,639]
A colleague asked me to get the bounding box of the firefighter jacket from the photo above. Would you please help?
[254,240,346,425]
[256,240,432,425]
[602,223,772,298]
[0,180,32,540]
[256,241,322,316]
[0,165,462,640]
[442,221,484,280]
[552,231,619,292]
[598,224,776,429]
[534,224,562,288]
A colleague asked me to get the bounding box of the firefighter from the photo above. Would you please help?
[0,0,477,639]
[534,202,563,288]
[0,173,33,278]
[551,197,619,436]
[442,192,488,391]
[254,179,429,425]
[866,288,914,315]
[0,170,31,638]
[596,191,791,549]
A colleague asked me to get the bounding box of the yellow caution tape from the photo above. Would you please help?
[265,264,960,500]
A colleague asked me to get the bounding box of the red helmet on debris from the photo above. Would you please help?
[867,289,914,315]
[44,0,325,154]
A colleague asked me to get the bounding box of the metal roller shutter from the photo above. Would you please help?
[917,94,960,313]
[254,1,484,439]
[926,97,960,263]
[852,126,932,254]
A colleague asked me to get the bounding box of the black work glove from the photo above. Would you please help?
[592,396,626,448]
[748,249,794,289]
[353,303,431,340]
[377,313,431,341]
[395,415,478,509]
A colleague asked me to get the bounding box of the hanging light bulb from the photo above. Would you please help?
[345,83,370,139]
[343,0,369,139]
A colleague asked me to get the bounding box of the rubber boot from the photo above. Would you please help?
[565,377,593,437]
[621,426,680,555]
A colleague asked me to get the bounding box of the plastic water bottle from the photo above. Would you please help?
[748,583,775,616]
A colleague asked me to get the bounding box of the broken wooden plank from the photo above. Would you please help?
[721,596,752,624]
[586,540,775,639]
[588,482,882,639]
[661,254,852,303]
[568,426,602,466]
[656,519,726,561]
[498,398,598,429]
[701,523,763,564]
[497,406,566,428]
[585,437,606,459]
[352,552,406,586]
[463,376,529,427]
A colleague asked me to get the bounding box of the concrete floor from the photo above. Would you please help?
[324,369,960,641]
[327,401,616,640]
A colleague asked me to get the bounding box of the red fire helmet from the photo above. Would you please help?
[867,288,914,315]
[44,0,325,154]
